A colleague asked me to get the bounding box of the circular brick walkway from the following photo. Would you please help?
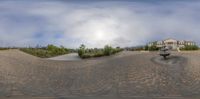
[0,50,200,99]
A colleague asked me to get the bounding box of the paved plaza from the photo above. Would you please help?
[0,50,200,99]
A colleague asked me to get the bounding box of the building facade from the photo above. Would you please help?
[148,38,196,50]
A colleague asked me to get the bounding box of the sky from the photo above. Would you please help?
[0,0,200,48]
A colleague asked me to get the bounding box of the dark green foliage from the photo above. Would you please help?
[79,53,94,59]
[148,45,159,51]
[47,44,58,51]
[0,48,9,50]
[180,45,199,50]
[21,48,50,58]
[93,51,105,57]
[78,44,86,57]
[112,47,123,54]
[104,45,113,56]
[20,45,69,58]
[78,45,123,59]
[145,45,149,51]
[129,46,144,51]
[103,45,123,55]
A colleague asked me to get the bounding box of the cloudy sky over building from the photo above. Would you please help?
[0,0,199,48]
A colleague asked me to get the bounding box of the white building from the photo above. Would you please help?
[148,38,196,50]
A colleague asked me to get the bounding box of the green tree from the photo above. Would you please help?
[145,45,149,51]
[148,45,159,51]
[78,44,86,57]
[47,44,58,51]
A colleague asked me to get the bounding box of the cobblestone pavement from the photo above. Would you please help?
[0,50,200,99]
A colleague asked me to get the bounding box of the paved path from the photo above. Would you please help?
[48,53,81,61]
[0,50,200,99]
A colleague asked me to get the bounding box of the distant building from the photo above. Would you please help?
[148,38,196,50]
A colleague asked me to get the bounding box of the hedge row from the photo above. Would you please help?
[180,45,199,50]
[20,44,69,58]
[78,45,123,59]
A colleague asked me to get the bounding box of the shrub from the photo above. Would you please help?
[145,45,149,51]
[148,45,159,51]
[81,53,92,59]
[77,44,123,59]
[93,51,104,57]
[180,45,199,50]
[104,45,113,56]
[78,44,86,57]
[20,45,69,58]
[0,48,9,50]
[112,47,123,54]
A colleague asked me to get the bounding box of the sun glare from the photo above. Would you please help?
[94,31,106,41]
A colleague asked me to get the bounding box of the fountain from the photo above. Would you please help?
[159,46,170,59]
[152,45,186,66]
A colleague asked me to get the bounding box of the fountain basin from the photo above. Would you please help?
[159,52,170,59]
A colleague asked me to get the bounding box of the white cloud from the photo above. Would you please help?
[0,1,200,48]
